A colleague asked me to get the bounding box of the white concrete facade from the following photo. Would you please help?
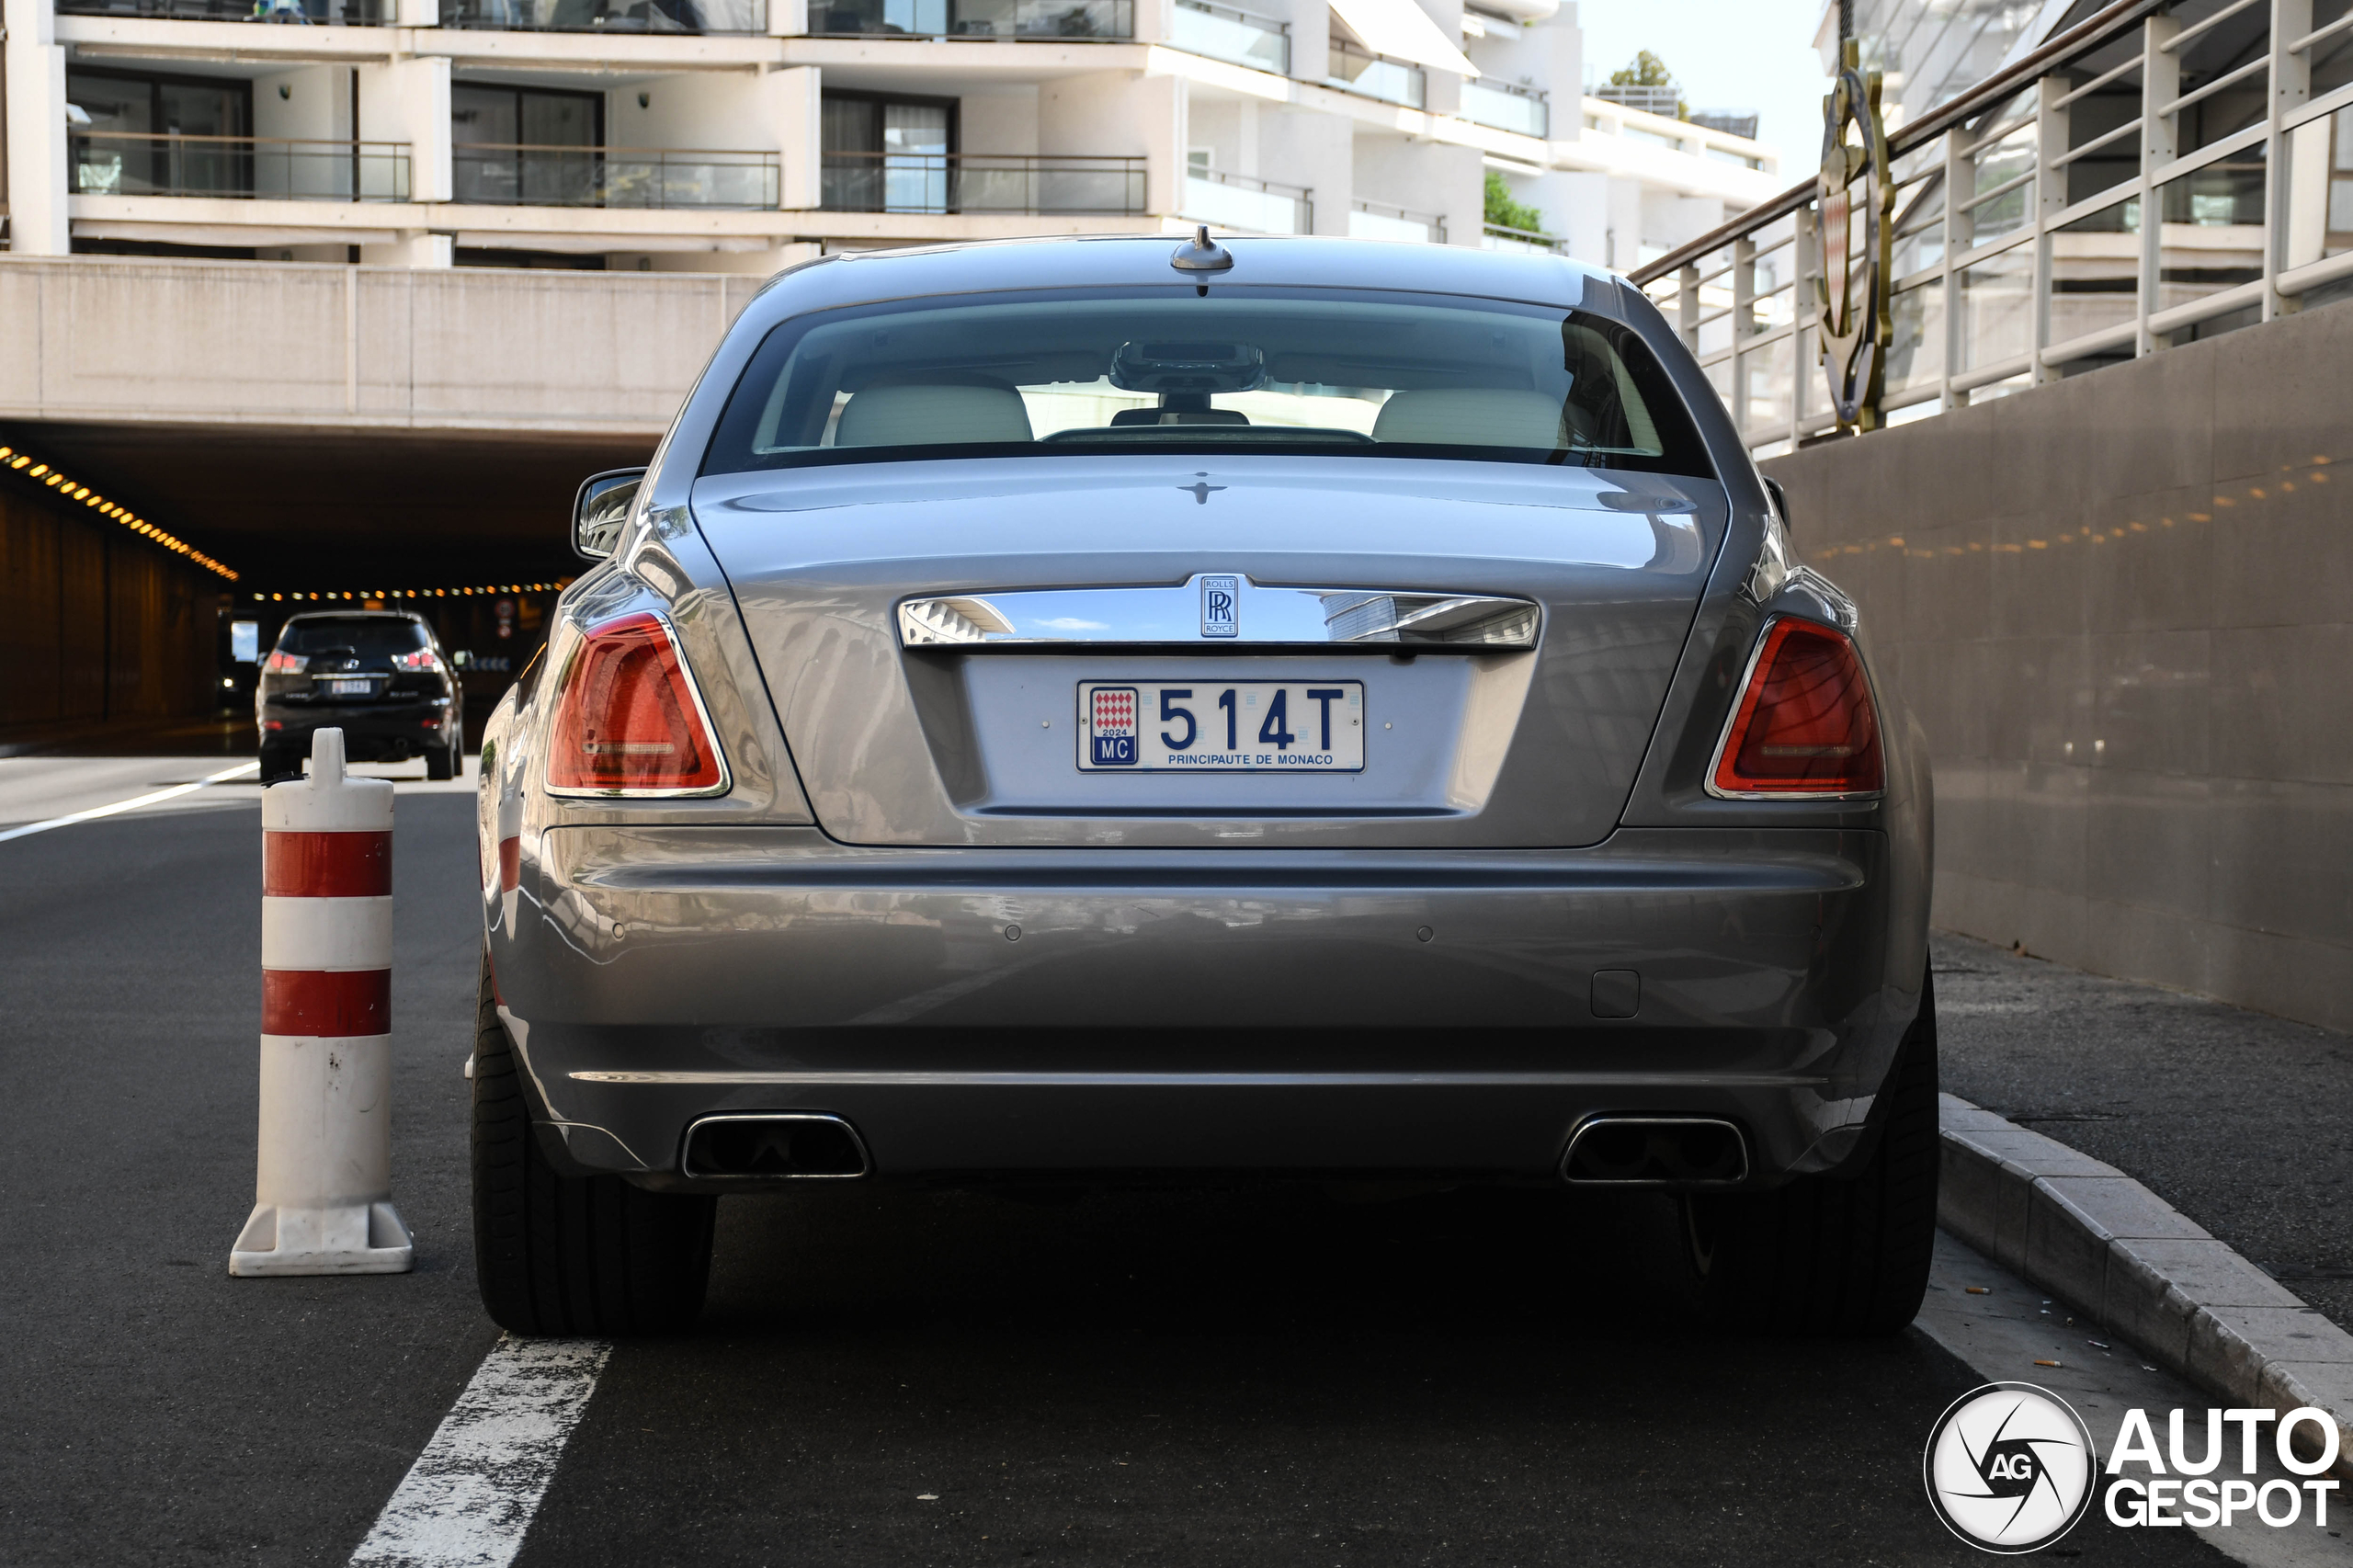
[3,0,1780,272]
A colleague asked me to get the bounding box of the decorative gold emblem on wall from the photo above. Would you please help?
[1816,40,1894,432]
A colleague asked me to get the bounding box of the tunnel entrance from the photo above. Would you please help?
[1,420,654,754]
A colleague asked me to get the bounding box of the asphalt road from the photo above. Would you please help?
[0,781,2251,1567]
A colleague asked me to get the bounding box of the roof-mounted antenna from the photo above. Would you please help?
[1169,223,1234,273]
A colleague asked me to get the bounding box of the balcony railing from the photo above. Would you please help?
[1460,79,1549,138]
[58,0,392,19]
[452,144,779,208]
[820,153,1144,215]
[1483,222,1564,255]
[806,0,1130,37]
[1630,0,2353,458]
[1348,198,1442,244]
[70,132,411,200]
[440,0,766,32]
[1182,169,1310,234]
[1170,0,1286,74]
[1326,41,1424,108]
[1593,82,1679,118]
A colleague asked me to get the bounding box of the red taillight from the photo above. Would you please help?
[263,650,307,674]
[546,612,726,796]
[1710,619,1884,797]
[391,648,441,673]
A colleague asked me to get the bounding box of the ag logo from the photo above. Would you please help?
[1816,38,1894,432]
[1925,1383,2098,1554]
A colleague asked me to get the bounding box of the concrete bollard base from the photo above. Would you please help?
[230,1200,414,1276]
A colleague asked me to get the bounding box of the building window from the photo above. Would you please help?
[452,84,604,206]
[821,91,958,213]
[67,66,252,199]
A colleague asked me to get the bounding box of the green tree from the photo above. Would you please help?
[1483,170,1545,234]
[1608,50,1689,119]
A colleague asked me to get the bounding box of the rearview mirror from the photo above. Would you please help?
[574,468,646,562]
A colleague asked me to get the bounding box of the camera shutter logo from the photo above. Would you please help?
[1924,1382,2098,1554]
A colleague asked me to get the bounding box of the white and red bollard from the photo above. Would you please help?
[229,728,414,1276]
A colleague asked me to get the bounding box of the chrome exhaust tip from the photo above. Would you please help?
[682,1113,872,1179]
[1562,1117,1749,1186]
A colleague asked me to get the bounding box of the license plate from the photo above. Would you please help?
[1077,681,1365,772]
[322,678,374,698]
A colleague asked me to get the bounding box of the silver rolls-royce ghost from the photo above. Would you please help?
[470,233,1935,1339]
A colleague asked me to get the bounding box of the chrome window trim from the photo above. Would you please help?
[542,607,735,801]
[1701,614,1887,803]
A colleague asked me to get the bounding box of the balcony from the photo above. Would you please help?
[806,0,1131,38]
[1482,223,1563,255]
[439,0,767,33]
[452,145,779,208]
[57,0,392,19]
[1459,79,1547,138]
[1182,169,1309,234]
[1347,198,1441,244]
[1325,41,1422,108]
[820,153,1144,215]
[1169,0,1286,73]
[70,132,411,200]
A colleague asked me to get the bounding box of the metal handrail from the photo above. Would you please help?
[1630,0,2163,287]
[1189,167,1310,199]
[78,130,408,150]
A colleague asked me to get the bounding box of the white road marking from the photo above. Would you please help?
[349,1336,611,1568]
[0,760,260,844]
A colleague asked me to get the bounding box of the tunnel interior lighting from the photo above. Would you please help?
[0,439,238,580]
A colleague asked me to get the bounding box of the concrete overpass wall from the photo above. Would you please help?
[0,256,767,433]
[1763,301,2353,1035]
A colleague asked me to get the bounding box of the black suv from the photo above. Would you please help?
[257,611,462,781]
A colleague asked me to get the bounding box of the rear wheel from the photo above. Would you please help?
[1683,970,1939,1336]
[471,954,715,1335]
[425,744,456,781]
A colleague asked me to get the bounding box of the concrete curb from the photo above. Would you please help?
[1937,1093,2353,1480]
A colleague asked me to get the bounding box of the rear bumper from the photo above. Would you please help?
[263,699,456,755]
[490,826,1925,1187]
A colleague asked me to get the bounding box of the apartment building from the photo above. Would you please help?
[1,0,1779,273]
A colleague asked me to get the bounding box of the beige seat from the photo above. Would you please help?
[1370,388,1568,449]
[835,381,1034,447]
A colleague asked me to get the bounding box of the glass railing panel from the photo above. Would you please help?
[1884,277,1946,396]
[1182,172,1308,233]
[69,133,409,199]
[1458,80,1547,138]
[1326,44,1423,108]
[452,146,779,208]
[1170,0,1286,72]
[1480,224,1563,254]
[805,0,1129,36]
[820,154,1144,214]
[2157,143,2265,330]
[2050,192,2139,351]
[441,0,766,33]
[57,0,392,18]
[1346,203,1436,243]
[1960,244,2033,369]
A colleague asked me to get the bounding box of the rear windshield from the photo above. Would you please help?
[278,618,428,657]
[700,286,1712,479]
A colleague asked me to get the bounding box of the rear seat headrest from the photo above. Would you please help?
[1371,389,1569,449]
[835,381,1034,448]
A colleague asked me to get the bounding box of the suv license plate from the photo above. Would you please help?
[1077,681,1365,772]
[323,678,373,698]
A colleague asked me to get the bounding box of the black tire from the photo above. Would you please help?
[257,743,302,784]
[426,744,456,782]
[1683,969,1939,1336]
[471,954,716,1335]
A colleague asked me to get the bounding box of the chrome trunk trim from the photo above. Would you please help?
[897,574,1539,650]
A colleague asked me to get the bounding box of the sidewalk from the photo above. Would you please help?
[1934,930,2353,1332]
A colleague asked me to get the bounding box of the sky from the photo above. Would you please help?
[1574,0,1828,170]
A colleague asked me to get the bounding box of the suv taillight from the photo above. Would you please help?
[546,612,726,796]
[263,650,307,674]
[1709,619,1884,798]
[390,648,441,673]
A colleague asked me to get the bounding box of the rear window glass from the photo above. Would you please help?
[700,286,1712,479]
[278,618,428,657]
